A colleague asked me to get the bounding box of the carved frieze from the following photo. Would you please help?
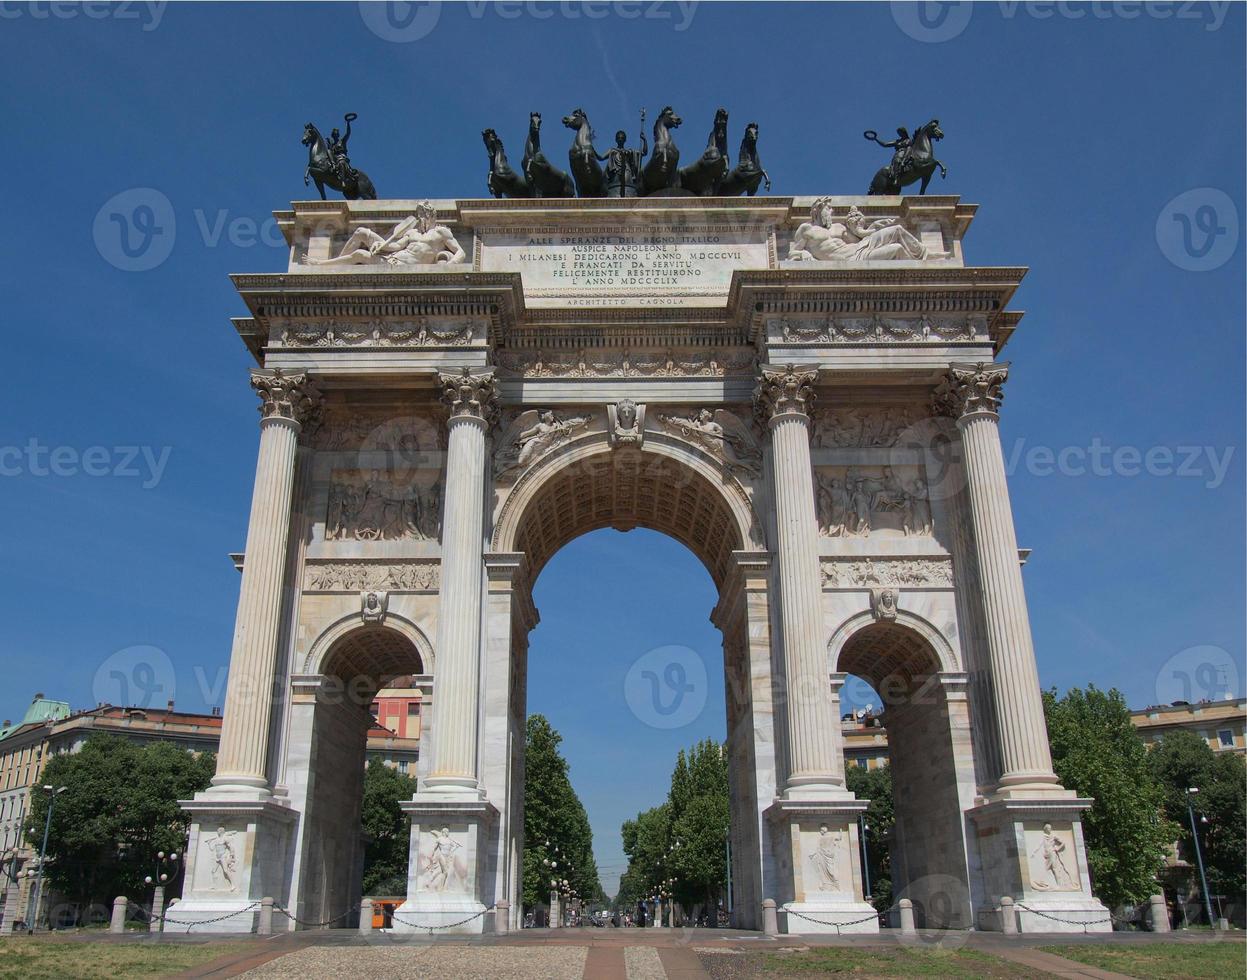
[821,557,954,589]
[325,473,442,541]
[272,317,481,349]
[812,405,924,449]
[304,560,440,592]
[773,313,984,344]
[310,406,445,454]
[493,348,755,379]
[815,465,932,537]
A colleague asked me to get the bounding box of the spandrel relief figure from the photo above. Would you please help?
[657,408,760,475]
[496,410,591,474]
[789,199,927,262]
[306,202,465,267]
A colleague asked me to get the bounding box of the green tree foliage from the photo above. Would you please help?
[1147,729,1246,901]
[521,715,605,909]
[360,760,417,896]
[25,735,215,911]
[845,763,893,912]
[1042,686,1178,908]
[619,739,729,913]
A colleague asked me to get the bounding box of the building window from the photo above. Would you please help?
[399,760,409,774]
[1218,729,1234,748]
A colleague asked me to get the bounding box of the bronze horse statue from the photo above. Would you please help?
[679,107,730,196]
[483,128,529,198]
[301,119,377,200]
[719,121,770,197]
[523,111,575,198]
[641,106,683,195]
[867,119,947,195]
[563,108,607,198]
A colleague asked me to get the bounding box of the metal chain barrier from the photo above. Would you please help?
[1014,901,1116,934]
[273,903,361,929]
[155,901,261,933]
[388,905,495,933]
[785,907,883,935]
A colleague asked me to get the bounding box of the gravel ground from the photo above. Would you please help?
[623,945,666,980]
[241,944,590,979]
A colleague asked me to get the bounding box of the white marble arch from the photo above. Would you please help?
[302,611,436,678]
[826,611,980,929]
[826,608,960,678]
[485,432,777,930]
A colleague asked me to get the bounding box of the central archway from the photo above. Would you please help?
[487,436,775,929]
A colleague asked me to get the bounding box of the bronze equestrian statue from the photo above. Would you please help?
[302,113,377,200]
[640,106,683,196]
[523,111,575,198]
[866,119,947,195]
[679,107,730,196]
[483,128,529,198]
[719,121,770,197]
[563,108,607,198]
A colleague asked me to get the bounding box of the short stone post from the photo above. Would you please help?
[359,899,373,935]
[761,898,779,937]
[1148,893,1170,933]
[110,897,127,934]
[258,897,274,936]
[549,890,560,928]
[898,898,916,936]
[149,884,165,933]
[1000,896,1018,935]
[494,899,510,936]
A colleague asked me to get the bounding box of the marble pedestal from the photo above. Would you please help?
[170,798,298,933]
[768,799,880,934]
[392,796,497,935]
[970,798,1111,933]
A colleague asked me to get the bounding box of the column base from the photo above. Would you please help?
[393,796,497,936]
[171,797,298,933]
[969,797,1111,934]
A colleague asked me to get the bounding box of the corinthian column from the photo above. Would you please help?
[754,365,845,798]
[935,362,1060,797]
[213,370,320,795]
[423,369,498,796]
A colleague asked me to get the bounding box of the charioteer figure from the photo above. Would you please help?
[603,114,648,198]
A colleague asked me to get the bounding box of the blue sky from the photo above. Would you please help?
[1,2,1242,894]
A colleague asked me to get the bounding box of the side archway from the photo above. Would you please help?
[303,613,435,681]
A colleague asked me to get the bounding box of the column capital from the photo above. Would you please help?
[933,361,1010,420]
[250,370,321,429]
[753,364,818,425]
[438,368,499,428]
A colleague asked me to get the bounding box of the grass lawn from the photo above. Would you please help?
[1038,940,1247,979]
[699,945,1036,978]
[0,938,255,979]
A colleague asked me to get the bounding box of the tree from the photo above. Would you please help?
[521,715,605,910]
[1147,730,1246,904]
[360,760,417,896]
[1042,686,1178,909]
[846,763,893,912]
[25,735,215,915]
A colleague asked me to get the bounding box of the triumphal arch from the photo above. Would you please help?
[174,192,1110,934]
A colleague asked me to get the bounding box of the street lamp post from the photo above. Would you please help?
[28,785,66,934]
[144,851,181,932]
[860,818,872,900]
[1184,788,1216,928]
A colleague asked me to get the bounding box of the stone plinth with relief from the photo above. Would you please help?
[172,193,1107,934]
